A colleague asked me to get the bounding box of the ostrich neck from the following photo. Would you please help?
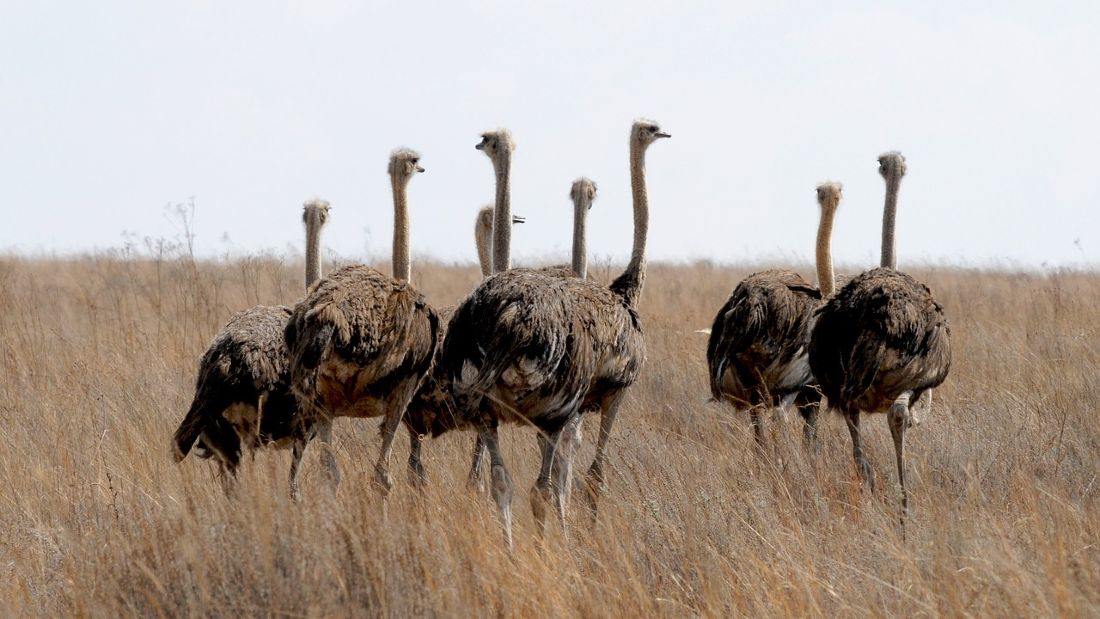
[880,173,900,270]
[475,218,492,278]
[392,175,411,282]
[611,142,649,306]
[572,197,589,279]
[815,205,837,297]
[305,216,323,289]
[491,157,512,273]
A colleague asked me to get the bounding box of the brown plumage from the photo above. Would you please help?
[172,200,330,487]
[810,269,950,415]
[808,152,952,533]
[284,149,439,496]
[705,182,841,446]
[172,305,296,472]
[422,121,668,548]
[706,270,823,442]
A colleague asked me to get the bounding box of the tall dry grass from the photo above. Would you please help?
[0,252,1097,616]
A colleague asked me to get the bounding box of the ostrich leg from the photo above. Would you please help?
[889,391,913,537]
[845,410,874,491]
[482,426,514,551]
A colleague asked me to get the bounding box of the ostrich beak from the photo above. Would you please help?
[416,165,425,173]
[512,215,526,224]
[655,131,671,139]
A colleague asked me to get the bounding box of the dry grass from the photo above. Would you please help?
[1,252,1097,617]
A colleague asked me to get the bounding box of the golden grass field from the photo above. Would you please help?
[1,253,1097,616]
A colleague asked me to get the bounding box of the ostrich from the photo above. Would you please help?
[402,204,523,487]
[283,149,440,496]
[705,182,842,446]
[420,121,668,548]
[808,152,952,530]
[172,200,331,486]
[462,177,599,491]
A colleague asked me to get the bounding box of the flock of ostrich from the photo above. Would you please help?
[171,119,952,548]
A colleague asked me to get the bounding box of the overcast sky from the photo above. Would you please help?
[2,1,1097,269]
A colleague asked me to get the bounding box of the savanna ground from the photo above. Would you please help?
[0,250,1097,617]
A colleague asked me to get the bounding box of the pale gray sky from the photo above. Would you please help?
[2,1,1097,269]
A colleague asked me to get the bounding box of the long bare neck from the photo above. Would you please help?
[881,171,901,270]
[491,157,512,273]
[391,175,411,282]
[304,215,323,289]
[475,215,492,278]
[815,205,837,297]
[572,196,589,279]
[611,142,649,305]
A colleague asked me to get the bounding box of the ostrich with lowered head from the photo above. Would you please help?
[172,200,331,487]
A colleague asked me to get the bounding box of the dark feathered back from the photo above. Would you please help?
[285,264,439,418]
[609,268,646,307]
[437,268,644,434]
[706,270,822,407]
[173,304,294,461]
[809,267,951,414]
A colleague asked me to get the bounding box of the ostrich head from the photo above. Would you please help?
[569,177,598,208]
[403,374,449,438]
[878,151,907,180]
[403,368,472,439]
[815,182,843,211]
[631,119,671,149]
[302,199,331,226]
[388,148,425,182]
[477,205,525,231]
[476,205,494,233]
[475,129,515,165]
